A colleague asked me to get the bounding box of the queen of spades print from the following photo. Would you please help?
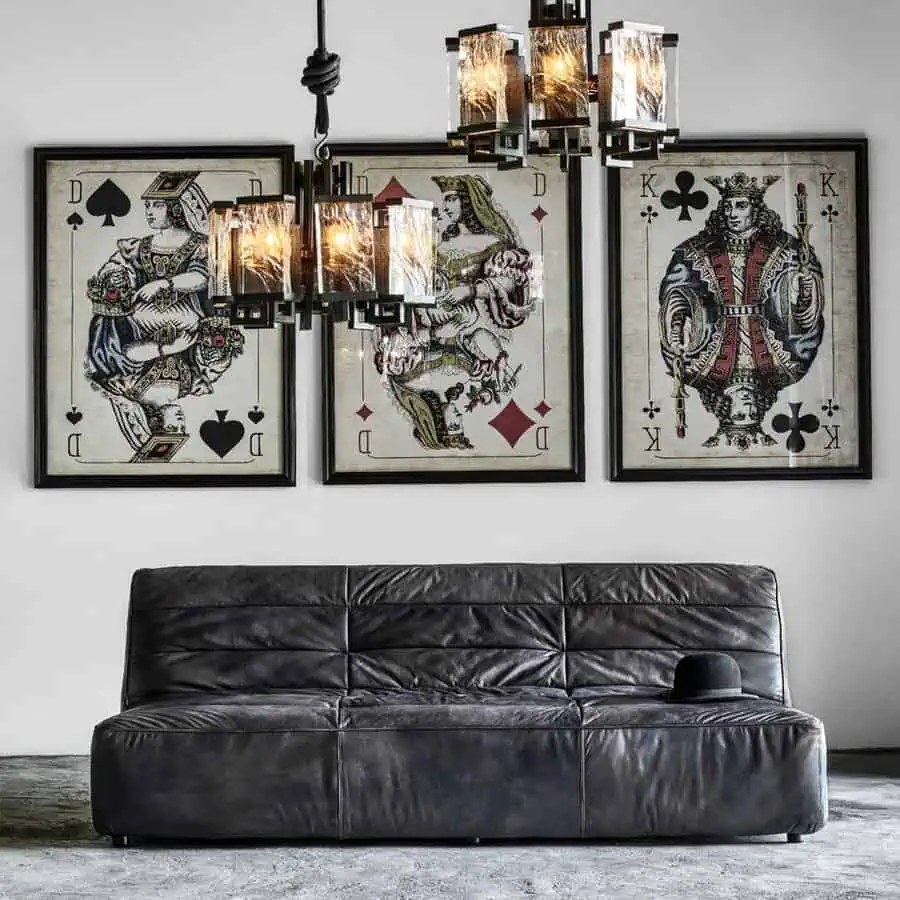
[84,171,244,461]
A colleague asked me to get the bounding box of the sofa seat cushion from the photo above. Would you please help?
[96,690,344,733]
[339,686,581,839]
[575,696,827,838]
[341,687,579,729]
[575,694,817,729]
[91,690,345,840]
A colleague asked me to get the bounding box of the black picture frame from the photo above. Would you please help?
[608,137,872,482]
[322,141,585,484]
[33,144,297,488]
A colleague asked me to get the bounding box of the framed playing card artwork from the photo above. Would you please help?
[608,137,871,481]
[322,141,585,484]
[33,145,296,487]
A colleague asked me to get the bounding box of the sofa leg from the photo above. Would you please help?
[111,835,129,848]
[787,832,802,844]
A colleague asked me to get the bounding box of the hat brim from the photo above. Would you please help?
[663,690,759,703]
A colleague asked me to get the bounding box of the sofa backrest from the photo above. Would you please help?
[122,562,787,706]
[123,566,349,708]
[347,564,565,689]
[564,564,786,702]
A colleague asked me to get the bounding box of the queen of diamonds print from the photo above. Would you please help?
[374,174,533,452]
[612,143,870,478]
[325,149,583,481]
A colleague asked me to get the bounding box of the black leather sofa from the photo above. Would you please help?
[91,564,827,844]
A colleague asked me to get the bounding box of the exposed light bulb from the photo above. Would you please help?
[548,54,572,80]
[331,228,352,249]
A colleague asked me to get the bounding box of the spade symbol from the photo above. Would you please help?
[65,406,83,425]
[86,179,131,227]
[66,212,84,231]
[248,406,265,424]
[200,410,245,459]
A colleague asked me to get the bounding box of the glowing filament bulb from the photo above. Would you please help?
[463,62,501,101]
[329,226,353,251]
[548,54,573,80]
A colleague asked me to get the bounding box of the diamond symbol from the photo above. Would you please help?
[534,400,552,418]
[532,205,548,223]
[356,404,373,421]
[489,401,536,448]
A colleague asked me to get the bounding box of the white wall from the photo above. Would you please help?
[0,0,896,754]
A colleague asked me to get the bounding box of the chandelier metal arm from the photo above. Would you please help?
[300,0,341,159]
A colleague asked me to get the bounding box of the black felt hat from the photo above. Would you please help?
[666,652,757,702]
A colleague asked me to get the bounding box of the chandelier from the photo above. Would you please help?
[207,0,438,332]
[446,1,679,168]
[207,0,682,332]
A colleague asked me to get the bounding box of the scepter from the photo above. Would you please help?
[795,183,813,306]
[671,352,688,439]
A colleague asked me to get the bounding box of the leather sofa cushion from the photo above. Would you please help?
[124,567,350,706]
[574,695,820,729]
[349,564,564,608]
[130,566,348,611]
[348,565,565,690]
[95,690,343,733]
[125,649,348,707]
[91,693,342,840]
[579,696,826,838]
[565,564,785,701]
[349,648,564,692]
[340,688,579,729]
[565,648,783,703]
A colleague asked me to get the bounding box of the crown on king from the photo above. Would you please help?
[705,172,780,202]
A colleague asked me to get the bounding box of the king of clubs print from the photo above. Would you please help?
[324,145,584,483]
[35,148,295,487]
[610,140,871,480]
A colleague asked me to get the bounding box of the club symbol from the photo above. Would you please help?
[642,401,661,420]
[822,398,840,418]
[771,402,820,454]
[822,204,840,224]
[640,205,658,224]
[661,171,709,221]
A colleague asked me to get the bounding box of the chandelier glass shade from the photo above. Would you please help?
[446,1,680,168]
[447,27,529,168]
[314,195,378,302]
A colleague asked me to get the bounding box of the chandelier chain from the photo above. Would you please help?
[301,0,341,161]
